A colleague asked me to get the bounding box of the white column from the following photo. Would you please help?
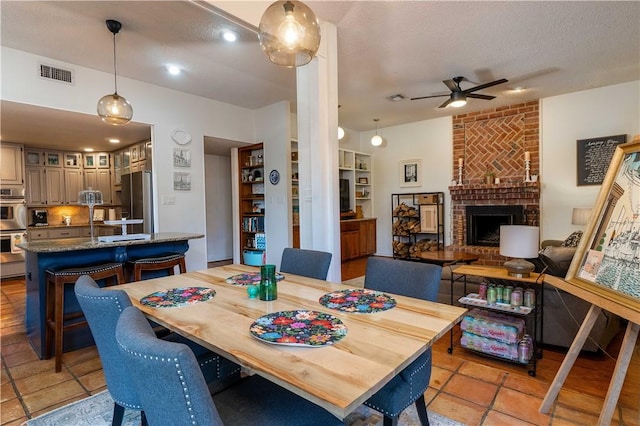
[296,21,341,281]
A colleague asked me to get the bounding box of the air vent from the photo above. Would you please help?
[39,64,73,85]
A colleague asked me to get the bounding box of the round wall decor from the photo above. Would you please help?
[269,169,280,185]
[171,128,192,145]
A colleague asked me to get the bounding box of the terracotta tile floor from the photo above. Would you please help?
[2,259,639,425]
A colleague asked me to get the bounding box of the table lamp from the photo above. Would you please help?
[78,188,103,243]
[499,225,540,278]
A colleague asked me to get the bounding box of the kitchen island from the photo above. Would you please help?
[17,232,203,358]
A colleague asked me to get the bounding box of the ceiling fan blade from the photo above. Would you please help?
[463,78,508,94]
[438,97,453,108]
[410,94,449,101]
[443,79,458,92]
[467,93,495,100]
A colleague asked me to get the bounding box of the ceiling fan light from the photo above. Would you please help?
[450,91,467,108]
[258,1,321,67]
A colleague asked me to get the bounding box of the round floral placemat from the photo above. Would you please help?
[250,310,347,347]
[225,272,285,286]
[140,287,216,308]
[319,289,396,313]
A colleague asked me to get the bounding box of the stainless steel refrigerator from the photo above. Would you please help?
[121,171,154,234]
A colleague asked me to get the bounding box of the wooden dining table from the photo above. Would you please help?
[111,264,467,420]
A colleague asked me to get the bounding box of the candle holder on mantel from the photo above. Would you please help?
[525,159,531,182]
[457,164,463,185]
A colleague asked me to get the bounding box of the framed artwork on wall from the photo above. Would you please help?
[399,159,422,187]
[567,137,640,317]
[173,172,191,191]
[576,134,627,186]
[173,148,191,168]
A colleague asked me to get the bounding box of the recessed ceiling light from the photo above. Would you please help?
[223,30,238,42]
[166,64,181,75]
[108,138,120,144]
[84,148,94,152]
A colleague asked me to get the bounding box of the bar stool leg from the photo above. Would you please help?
[54,278,64,372]
[44,278,54,360]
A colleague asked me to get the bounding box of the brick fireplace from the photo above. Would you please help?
[448,100,540,266]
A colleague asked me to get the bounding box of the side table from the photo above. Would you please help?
[451,265,545,376]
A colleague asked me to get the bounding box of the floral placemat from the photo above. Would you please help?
[140,287,216,308]
[250,310,347,347]
[319,289,396,313]
[225,272,285,286]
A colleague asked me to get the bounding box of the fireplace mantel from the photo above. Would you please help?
[449,181,540,202]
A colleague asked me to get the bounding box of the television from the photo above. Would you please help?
[339,178,350,212]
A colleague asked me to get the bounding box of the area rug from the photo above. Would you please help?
[24,390,463,426]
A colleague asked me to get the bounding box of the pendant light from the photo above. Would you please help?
[338,126,345,140]
[97,19,133,125]
[371,119,383,147]
[258,1,321,67]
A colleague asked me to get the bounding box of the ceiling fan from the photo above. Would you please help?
[411,76,509,108]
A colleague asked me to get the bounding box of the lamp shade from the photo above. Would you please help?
[499,225,539,259]
[571,207,592,226]
[258,1,321,67]
[97,94,133,125]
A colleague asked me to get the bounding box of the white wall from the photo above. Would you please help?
[368,117,453,256]
[541,80,640,240]
[204,154,233,261]
[2,47,257,270]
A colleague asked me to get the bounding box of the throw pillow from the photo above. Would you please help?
[561,231,583,247]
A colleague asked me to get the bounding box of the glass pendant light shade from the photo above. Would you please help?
[371,118,383,146]
[97,19,132,125]
[97,94,133,125]
[258,1,321,67]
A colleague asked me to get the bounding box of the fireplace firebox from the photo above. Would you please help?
[466,205,524,246]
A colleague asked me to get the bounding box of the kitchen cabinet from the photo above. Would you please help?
[28,229,48,241]
[63,153,82,168]
[45,168,65,205]
[48,227,82,239]
[83,152,110,169]
[85,168,112,204]
[64,169,83,204]
[25,167,46,205]
[44,151,63,168]
[1,143,24,187]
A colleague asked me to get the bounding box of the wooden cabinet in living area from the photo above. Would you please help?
[340,218,377,261]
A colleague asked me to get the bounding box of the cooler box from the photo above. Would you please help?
[243,249,264,266]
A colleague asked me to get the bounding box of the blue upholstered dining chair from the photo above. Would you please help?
[74,276,241,426]
[279,247,332,280]
[115,306,344,426]
[363,256,442,426]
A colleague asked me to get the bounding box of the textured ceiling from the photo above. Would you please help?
[1,1,639,153]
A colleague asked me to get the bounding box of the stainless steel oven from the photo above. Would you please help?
[1,191,27,278]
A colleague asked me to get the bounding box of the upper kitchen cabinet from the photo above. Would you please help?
[0,143,24,188]
[84,168,112,204]
[83,153,110,169]
[24,148,83,205]
[63,152,82,168]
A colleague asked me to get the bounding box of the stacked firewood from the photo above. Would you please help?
[392,203,418,217]
[409,239,439,255]
[392,240,411,258]
[392,218,421,236]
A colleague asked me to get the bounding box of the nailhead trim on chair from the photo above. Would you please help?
[364,355,429,418]
[118,343,198,425]
[129,254,184,265]
[46,262,124,276]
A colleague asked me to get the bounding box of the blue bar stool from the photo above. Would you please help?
[45,262,125,372]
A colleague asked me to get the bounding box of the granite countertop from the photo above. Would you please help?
[17,232,204,253]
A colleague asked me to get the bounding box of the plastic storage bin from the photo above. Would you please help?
[243,249,264,266]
